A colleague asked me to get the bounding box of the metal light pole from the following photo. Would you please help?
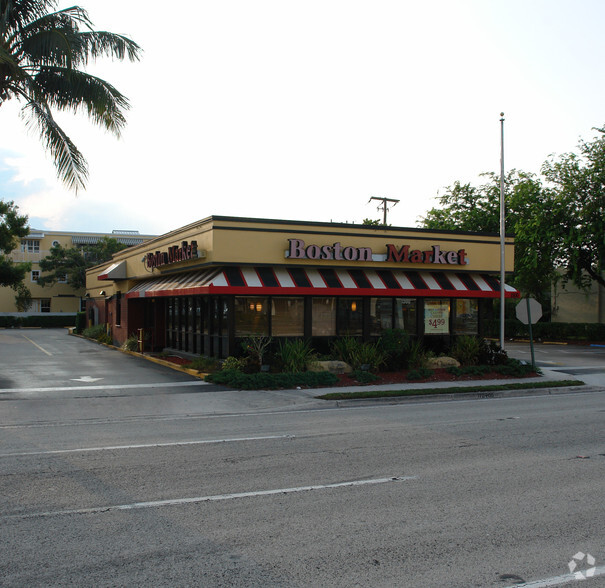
[499,113,506,349]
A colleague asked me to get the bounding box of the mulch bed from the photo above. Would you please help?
[333,368,540,387]
[152,355,539,387]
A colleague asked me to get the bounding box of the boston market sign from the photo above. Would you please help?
[286,239,468,265]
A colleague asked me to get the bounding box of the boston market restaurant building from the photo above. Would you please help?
[86,216,519,358]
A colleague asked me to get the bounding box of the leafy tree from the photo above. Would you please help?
[421,170,561,304]
[38,236,127,289]
[0,0,141,192]
[0,200,30,303]
[541,127,605,290]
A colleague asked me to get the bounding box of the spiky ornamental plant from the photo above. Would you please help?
[0,0,141,192]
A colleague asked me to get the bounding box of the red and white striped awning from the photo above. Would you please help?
[126,266,520,299]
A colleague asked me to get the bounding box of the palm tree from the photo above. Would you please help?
[0,0,141,192]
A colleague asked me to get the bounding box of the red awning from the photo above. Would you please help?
[126,266,520,299]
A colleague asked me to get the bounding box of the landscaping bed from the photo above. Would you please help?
[333,366,541,387]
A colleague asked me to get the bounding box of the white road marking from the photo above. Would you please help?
[0,435,294,457]
[0,380,208,394]
[70,376,104,383]
[7,476,417,519]
[21,334,52,356]
[506,565,605,587]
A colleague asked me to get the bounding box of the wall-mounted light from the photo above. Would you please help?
[351,301,357,312]
[255,302,263,312]
[99,290,106,296]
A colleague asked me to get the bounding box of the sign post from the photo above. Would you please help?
[515,297,543,369]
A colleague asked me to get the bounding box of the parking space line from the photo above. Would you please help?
[7,476,417,519]
[21,334,52,356]
[0,434,294,457]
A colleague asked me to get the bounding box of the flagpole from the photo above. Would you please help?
[499,112,505,349]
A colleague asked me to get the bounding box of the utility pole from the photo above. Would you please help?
[368,196,399,225]
[499,112,506,349]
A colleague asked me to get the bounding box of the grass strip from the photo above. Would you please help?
[316,380,585,400]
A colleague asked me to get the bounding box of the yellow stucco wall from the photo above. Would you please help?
[86,216,515,295]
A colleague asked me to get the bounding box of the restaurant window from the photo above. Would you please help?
[337,297,363,336]
[424,299,450,335]
[370,298,393,336]
[271,297,304,337]
[235,297,268,336]
[453,299,479,335]
[394,298,417,334]
[312,297,336,336]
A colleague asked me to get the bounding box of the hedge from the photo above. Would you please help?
[0,315,77,328]
[484,319,605,342]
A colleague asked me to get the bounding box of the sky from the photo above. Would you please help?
[2,0,605,237]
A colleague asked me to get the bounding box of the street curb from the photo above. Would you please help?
[328,384,602,407]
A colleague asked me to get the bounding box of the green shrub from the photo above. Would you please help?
[221,356,246,372]
[97,333,113,345]
[377,329,410,370]
[494,359,539,377]
[188,356,221,373]
[75,312,86,334]
[122,333,139,352]
[82,324,107,340]
[351,369,379,384]
[330,337,387,371]
[447,365,490,377]
[278,339,317,373]
[450,335,482,365]
[477,339,508,365]
[205,370,339,390]
[407,368,434,380]
[406,339,428,369]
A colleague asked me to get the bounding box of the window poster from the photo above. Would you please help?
[424,299,450,334]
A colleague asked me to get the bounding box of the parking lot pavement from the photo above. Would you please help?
[0,328,200,393]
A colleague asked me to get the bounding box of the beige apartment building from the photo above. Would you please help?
[1,229,155,315]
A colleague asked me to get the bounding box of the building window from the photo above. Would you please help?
[234,297,268,336]
[21,240,40,253]
[424,299,450,334]
[336,297,363,336]
[370,298,394,336]
[394,298,417,334]
[31,270,40,282]
[57,273,68,283]
[271,297,304,337]
[453,299,479,335]
[312,297,336,336]
[39,299,51,313]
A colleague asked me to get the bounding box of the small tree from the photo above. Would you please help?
[0,200,31,300]
[38,237,127,289]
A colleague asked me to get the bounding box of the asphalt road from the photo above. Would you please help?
[1,329,604,587]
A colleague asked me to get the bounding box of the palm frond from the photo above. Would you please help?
[75,31,142,63]
[22,99,88,193]
[34,67,129,134]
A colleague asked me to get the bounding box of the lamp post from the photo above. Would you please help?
[499,112,506,349]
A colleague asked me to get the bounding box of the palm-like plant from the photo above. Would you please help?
[0,0,141,192]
